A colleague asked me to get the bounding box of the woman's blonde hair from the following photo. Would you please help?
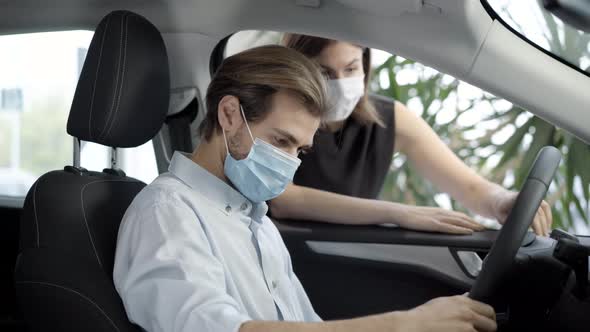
[282,33,384,127]
[200,45,328,141]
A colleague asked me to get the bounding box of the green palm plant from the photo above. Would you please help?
[373,7,590,233]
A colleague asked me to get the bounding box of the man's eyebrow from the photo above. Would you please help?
[273,128,300,145]
[273,128,313,150]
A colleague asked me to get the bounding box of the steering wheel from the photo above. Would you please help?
[469,146,562,304]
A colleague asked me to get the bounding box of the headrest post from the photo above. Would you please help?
[110,147,118,169]
[73,137,81,168]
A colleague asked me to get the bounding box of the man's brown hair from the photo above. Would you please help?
[200,45,328,141]
[282,33,384,127]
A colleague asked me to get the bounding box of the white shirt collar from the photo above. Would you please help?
[168,151,268,222]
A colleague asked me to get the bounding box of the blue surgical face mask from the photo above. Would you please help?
[223,105,302,203]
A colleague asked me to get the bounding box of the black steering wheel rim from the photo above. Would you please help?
[469,146,561,304]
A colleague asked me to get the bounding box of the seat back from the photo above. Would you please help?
[14,10,169,332]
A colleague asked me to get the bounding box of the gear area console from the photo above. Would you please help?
[501,229,590,332]
[545,229,590,332]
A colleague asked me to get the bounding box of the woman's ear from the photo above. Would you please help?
[217,95,243,136]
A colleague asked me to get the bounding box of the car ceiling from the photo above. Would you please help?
[1,0,589,143]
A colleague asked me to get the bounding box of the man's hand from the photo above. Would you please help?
[395,205,486,235]
[240,295,496,332]
[396,295,497,332]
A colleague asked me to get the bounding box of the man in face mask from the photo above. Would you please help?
[113,45,497,332]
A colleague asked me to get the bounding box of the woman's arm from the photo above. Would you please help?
[393,101,552,235]
[393,101,499,217]
[270,183,484,234]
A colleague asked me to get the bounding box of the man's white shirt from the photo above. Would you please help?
[113,152,321,332]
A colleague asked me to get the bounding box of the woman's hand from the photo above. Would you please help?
[394,205,486,235]
[489,189,552,236]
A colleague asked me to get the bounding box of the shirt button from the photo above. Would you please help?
[225,205,232,213]
[240,203,248,211]
[272,280,278,289]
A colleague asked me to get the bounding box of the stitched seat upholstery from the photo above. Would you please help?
[14,10,169,332]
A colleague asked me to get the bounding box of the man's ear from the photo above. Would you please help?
[217,95,243,136]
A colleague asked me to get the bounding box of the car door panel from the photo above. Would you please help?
[306,242,475,286]
[276,219,521,320]
[0,205,26,331]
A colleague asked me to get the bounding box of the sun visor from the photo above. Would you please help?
[334,0,424,18]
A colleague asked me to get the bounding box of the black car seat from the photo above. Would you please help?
[13,10,169,332]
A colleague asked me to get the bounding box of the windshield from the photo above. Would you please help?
[486,0,590,75]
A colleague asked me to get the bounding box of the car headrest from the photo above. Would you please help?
[67,10,170,148]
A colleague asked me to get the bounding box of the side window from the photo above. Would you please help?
[223,30,590,235]
[371,50,590,236]
[79,142,158,184]
[0,31,158,201]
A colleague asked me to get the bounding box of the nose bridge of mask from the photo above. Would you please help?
[250,138,301,179]
[254,138,301,165]
[332,76,364,93]
[249,150,294,181]
[328,76,364,104]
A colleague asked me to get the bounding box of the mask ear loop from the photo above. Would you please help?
[222,104,254,157]
[222,129,230,155]
[239,105,256,144]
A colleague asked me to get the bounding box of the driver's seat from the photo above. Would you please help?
[13,10,169,332]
